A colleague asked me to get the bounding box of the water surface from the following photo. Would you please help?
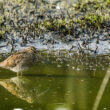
[0,53,110,110]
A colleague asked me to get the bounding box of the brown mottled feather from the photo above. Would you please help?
[3,51,28,68]
[0,46,36,72]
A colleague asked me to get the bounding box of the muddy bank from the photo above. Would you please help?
[0,0,110,54]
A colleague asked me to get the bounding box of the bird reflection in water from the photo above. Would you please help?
[0,76,49,103]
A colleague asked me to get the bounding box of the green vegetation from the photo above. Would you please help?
[0,15,5,39]
[105,0,110,7]
[42,18,73,35]
[77,13,104,29]
[74,0,110,29]
[35,0,110,35]
[0,15,11,39]
[0,0,110,38]
[76,1,103,12]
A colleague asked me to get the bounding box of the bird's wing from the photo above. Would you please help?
[3,51,28,68]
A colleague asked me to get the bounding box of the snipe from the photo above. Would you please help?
[0,46,37,75]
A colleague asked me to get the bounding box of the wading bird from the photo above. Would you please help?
[0,46,37,75]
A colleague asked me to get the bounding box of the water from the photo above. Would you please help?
[0,53,110,110]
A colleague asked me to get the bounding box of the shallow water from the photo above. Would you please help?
[0,53,110,110]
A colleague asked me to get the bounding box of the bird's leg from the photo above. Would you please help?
[17,72,22,76]
[17,72,19,76]
[20,72,23,76]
